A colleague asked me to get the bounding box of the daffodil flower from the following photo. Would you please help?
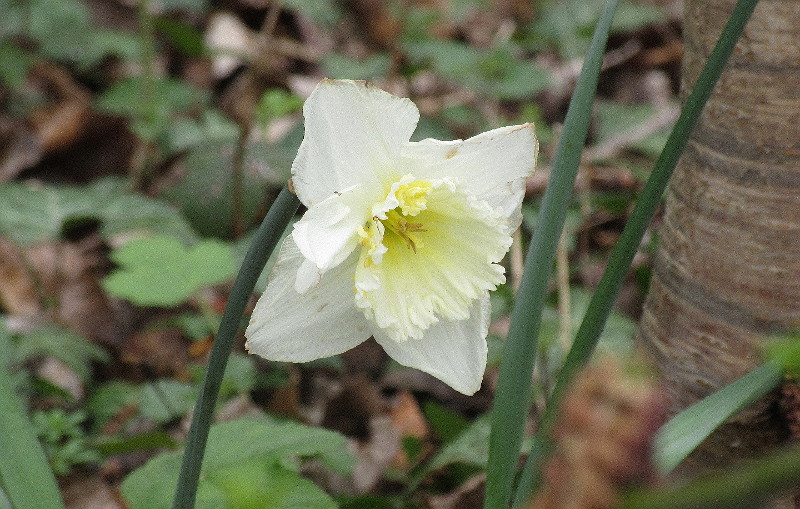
[246,79,538,395]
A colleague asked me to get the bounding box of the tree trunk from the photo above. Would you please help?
[637,0,800,484]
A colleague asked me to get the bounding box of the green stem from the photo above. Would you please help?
[623,441,800,509]
[511,0,760,506]
[483,1,619,508]
[171,187,300,509]
[131,0,157,190]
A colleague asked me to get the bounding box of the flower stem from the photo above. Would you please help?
[483,1,620,508]
[511,0,761,506]
[171,186,300,509]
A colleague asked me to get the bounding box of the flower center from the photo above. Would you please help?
[353,175,511,342]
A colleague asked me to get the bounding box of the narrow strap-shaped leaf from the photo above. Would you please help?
[172,186,300,509]
[511,0,761,506]
[654,361,782,475]
[625,436,800,509]
[0,322,66,509]
[483,1,620,508]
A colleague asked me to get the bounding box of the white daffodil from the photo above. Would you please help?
[245,79,538,395]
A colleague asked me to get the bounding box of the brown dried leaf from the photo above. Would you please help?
[526,357,667,509]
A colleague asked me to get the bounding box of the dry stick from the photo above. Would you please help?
[510,228,524,293]
[555,232,571,354]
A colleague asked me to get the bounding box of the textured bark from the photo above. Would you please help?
[637,0,800,479]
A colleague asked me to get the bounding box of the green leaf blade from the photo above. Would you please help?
[0,321,66,509]
[654,362,783,475]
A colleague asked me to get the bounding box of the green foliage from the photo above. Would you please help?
[763,333,800,376]
[594,100,672,157]
[423,401,470,444]
[85,380,140,430]
[255,89,304,127]
[1,0,139,68]
[419,414,530,482]
[164,109,240,154]
[0,320,66,509]
[12,325,109,383]
[0,177,197,246]
[281,0,343,26]
[430,415,489,471]
[95,431,177,457]
[140,380,198,423]
[97,77,208,142]
[154,17,206,57]
[653,362,783,476]
[86,356,268,433]
[404,40,551,100]
[322,53,393,81]
[122,417,353,509]
[102,235,235,307]
[159,140,275,238]
[539,288,636,358]
[207,353,257,399]
[526,0,664,59]
[32,409,100,475]
[0,41,33,89]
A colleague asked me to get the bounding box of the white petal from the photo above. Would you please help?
[291,185,369,280]
[292,80,420,207]
[400,124,538,232]
[246,236,371,362]
[372,296,490,395]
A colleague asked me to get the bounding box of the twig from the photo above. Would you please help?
[585,104,680,162]
[556,232,571,353]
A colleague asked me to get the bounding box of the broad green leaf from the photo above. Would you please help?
[139,380,197,424]
[86,381,141,430]
[97,77,207,141]
[0,42,33,89]
[12,325,109,382]
[29,0,93,63]
[0,177,197,246]
[98,77,205,120]
[206,458,337,509]
[255,89,303,126]
[404,40,550,100]
[527,0,663,59]
[95,431,177,456]
[122,417,352,509]
[654,362,783,475]
[423,401,470,444]
[594,100,673,158]
[102,235,235,306]
[202,418,354,474]
[322,53,392,81]
[426,415,492,472]
[122,452,227,509]
[160,140,273,238]
[155,17,207,57]
[164,109,239,153]
[282,0,343,26]
[0,320,66,509]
